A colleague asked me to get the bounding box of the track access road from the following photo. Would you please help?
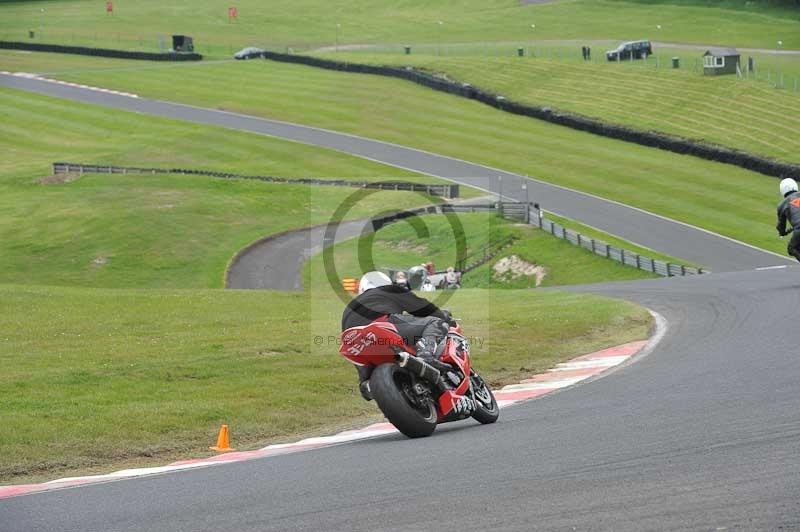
[1,71,799,531]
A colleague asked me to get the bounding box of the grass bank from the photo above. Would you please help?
[39,58,791,259]
[312,51,800,165]
[539,211,697,267]
[305,213,658,293]
[0,59,658,488]
[0,0,797,53]
[0,283,651,484]
[0,86,451,288]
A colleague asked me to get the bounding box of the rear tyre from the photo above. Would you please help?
[471,372,499,424]
[370,363,437,438]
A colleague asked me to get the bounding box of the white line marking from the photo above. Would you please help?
[501,376,591,391]
[552,356,631,370]
[3,72,139,98]
[755,265,788,271]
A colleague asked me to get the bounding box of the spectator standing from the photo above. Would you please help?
[394,271,410,291]
[444,267,460,290]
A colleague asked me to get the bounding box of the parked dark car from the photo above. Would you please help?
[234,47,265,60]
[606,40,652,61]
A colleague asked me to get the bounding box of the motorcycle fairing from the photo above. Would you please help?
[339,318,406,366]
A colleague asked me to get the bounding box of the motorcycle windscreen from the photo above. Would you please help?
[339,322,405,366]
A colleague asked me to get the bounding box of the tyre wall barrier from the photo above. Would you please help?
[261,51,800,180]
[0,41,202,61]
[52,162,459,198]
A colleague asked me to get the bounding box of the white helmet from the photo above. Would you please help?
[407,265,427,290]
[358,271,392,294]
[780,177,798,197]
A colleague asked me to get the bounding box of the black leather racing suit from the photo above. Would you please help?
[341,285,451,383]
[777,190,800,263]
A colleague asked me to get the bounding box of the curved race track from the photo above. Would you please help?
[225,220,369,290]
[0,73,792,273]
[1,73,799,531]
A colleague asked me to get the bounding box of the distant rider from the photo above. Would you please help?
[342,271,452,400]
[776,177,800,264]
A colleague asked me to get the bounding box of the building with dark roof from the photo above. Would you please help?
[703,48,740,76]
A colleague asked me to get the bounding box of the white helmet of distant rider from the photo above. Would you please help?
[780,177,798,197]
[358,271,392,294]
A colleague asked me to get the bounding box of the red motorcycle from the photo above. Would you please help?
[339,316,499,438]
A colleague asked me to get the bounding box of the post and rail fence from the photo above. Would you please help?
[51,162,460,199]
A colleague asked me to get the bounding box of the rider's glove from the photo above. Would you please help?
[440,309,454,326]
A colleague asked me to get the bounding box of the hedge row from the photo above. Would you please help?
[262,51,800,179]
[0,41,202,61]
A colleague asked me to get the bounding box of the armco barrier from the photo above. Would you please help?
[261,51,800,180]
[442,202,707,277]
[369,206,515,274]
[532,206,706,277]
[0,41,202,61]
[52,162,459,198]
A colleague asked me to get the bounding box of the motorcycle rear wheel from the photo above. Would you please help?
[370,363,437,438]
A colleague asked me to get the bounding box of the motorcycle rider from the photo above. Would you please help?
[342,271,453,401]
[777,177,800,263]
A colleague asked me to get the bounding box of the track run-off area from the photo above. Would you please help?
[1,73,799,530]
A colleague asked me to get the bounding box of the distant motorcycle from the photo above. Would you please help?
[339,316,499,438]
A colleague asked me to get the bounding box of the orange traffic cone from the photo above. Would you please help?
[210,424,235,452]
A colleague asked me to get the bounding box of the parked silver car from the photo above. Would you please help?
[234,47,265,60]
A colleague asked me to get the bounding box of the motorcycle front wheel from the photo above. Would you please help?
[370,363,437,438]
[470,371,500,424]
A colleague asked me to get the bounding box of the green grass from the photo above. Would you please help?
[465,223,660,287]
[0,3,681,485]
[0,283,651,484]
[0,86,456,288]
[0,0,798,54]
[540,211,697,267]
[305,213,657,294]
[0,80,653,487]
[0,85,432,183]
[5,43,797,165]
[312,50,800,164]
[37,58,794,264]
[304,211,512,293]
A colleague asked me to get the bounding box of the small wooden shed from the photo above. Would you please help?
[703,48,740,76]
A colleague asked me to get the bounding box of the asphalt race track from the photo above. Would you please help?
[1,72,793,273]
[4,270,800,531]
[2,73,800,531]
[225,219,370,290]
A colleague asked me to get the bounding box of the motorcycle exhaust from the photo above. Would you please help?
[395,352,441,382]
